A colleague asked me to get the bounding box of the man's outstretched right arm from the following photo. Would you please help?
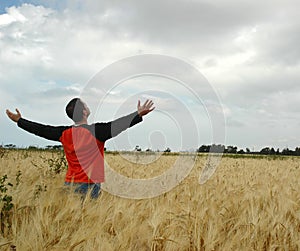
[6,109,67,142]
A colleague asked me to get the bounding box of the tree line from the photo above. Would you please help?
[2,143,300,156]
[196,144,300,156]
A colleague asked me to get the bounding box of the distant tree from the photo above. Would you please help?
[28,145,38,150]
[276,148,280,155]
[295,147,300,156]
[164,147,171,153]
[282,148,293,155]
[246,148,251,154]
[226,146,237,154]
[237,149,245,154]
[145,148,152,152]
[210,144,225,153]
[46,145,62,150]
[197,145,210,153]
[52,145,63,150]
[134,145,142,152]
[4,144,16,149]
[260,147,271,155]
[270,147,276,155]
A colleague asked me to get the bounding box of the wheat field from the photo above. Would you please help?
[0,149,300,250]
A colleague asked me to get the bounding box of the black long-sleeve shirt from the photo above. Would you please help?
[17,111,143,183]
[17,111,142,142]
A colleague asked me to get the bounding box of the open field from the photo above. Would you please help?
[0,149,300,250]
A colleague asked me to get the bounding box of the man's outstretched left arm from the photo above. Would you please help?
[95,99,155,142]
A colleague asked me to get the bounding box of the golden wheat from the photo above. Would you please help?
[0,150,299,250]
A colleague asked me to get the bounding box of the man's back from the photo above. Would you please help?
[61,125,105,183]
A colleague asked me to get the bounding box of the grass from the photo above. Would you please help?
[0,149,299,250]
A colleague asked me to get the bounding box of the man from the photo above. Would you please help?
[6,98,155,199]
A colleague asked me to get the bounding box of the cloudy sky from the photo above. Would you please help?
[1,0,299,151]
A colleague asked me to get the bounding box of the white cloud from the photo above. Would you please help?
[0,6,27,26]
[0,13,17,26]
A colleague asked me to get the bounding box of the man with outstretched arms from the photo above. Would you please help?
[6,98,155,198]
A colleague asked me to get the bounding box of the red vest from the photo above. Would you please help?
[60,127,105,183]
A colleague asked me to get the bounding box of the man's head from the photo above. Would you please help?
[65,98,90,123]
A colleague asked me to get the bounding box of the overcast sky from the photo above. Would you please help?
[1,0,300,151]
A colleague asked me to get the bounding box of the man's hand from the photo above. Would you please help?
[6,109,22,123]
[137,99,155,117]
